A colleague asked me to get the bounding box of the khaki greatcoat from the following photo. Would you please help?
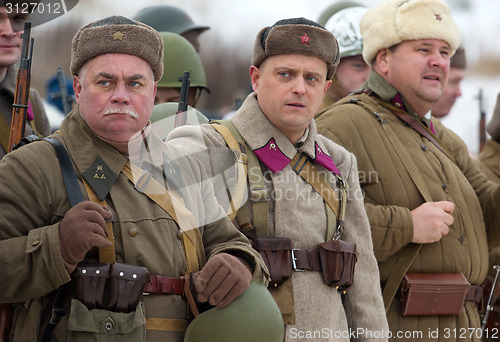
[315,71,500,341]
[0,107,267,341]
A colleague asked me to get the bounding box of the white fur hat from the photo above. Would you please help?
[360,0,461,65]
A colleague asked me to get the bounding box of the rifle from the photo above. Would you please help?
[478,88,487,153]
[7,21,34,152]
[482,265,500,332]
[50,66,74,115]
[1,21,34,341]
[174,71,191,128]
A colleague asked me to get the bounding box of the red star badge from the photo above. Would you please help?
[300,33,311,45]
[435,14,442,22]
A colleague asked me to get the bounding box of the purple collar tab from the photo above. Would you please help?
[253,138,291,172]
[315,143,339,175]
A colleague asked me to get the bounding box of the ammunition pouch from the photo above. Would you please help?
[253,237,293,287]
[318,239,357,291]
[400,273,470,316]
[253,237,357,291]
[73,262,150,313]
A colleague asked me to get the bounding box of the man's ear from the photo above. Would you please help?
[249,65,261,93]
[73,76,82,104]
[374,48,390,76]
[324,79,332,94]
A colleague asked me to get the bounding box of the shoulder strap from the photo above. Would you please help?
[341,95,425,311]
[210,120,270,238]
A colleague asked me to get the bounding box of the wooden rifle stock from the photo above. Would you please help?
[7,21,34,152]
[174,71,191,128]
[0,303,11,342]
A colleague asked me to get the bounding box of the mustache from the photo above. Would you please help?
[104,108,138,119]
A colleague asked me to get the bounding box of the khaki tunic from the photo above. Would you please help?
[0,107,266,341]
[167,93,389,342]
[315,71,500,341]
[0,64,50,159]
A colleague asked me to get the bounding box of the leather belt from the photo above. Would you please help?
[466,285,483,303]
[144,275,185,296]
[291,248,321,272]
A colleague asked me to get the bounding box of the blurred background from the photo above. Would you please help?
[29,0,499,154]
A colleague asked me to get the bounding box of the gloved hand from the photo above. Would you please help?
[58,201,113,273]
[195,253,252,308]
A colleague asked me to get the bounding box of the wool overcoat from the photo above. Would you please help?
[315,71,500,341]
[167,93,389,342]
[0,107,267,341]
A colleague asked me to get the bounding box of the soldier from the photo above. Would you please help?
[167,17,388,341]
[431,46,467,118]
[133,5,209,53]
[315,0,500,340]
[0,1,49,159]
[154,32,209,107]
[0,15,271,342]
[316,1,370,113]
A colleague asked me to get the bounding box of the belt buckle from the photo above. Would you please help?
[291,248,304,272]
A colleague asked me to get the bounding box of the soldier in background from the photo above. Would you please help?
[133,5,209,53]
[0,1,49,159]
[431,46,467,118]
[154,32,210,107]
[316,1,370,113]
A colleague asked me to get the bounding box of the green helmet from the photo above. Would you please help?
[183,279,284,342]
[133,5,209,35]
[318,2,367,58]
[157,32,209,92]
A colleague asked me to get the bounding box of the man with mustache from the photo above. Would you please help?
[315,0,500,340]
[0,15,268,341]
[168,17,388,341]
[0,0,49,160]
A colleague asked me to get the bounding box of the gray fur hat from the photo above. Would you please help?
[251,18,340,80]
[70,16,164,81]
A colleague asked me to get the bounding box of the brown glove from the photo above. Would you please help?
[195,253,252,308]
[58,201,113,273]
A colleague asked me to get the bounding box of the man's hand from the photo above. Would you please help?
[58,201,113,273]
[195,253,252,308]
[411,201,454,244]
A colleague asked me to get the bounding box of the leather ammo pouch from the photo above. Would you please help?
[318,239,357,290]
[72,262,150,313]
[107,263,150,313]
[73,263,110,309]
[253,237,293,287]
[400,272,469,316]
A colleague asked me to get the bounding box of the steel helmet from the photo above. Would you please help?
[157,32,209,92]
[318,2,367,58]
[183,279,284,342]
[133,5,209,35]
[151,103,209,139]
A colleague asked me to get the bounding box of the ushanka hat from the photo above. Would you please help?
[450,46,467,69]
[71,16,164,81]
[360,0,461,65]
[251,17,340,80]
